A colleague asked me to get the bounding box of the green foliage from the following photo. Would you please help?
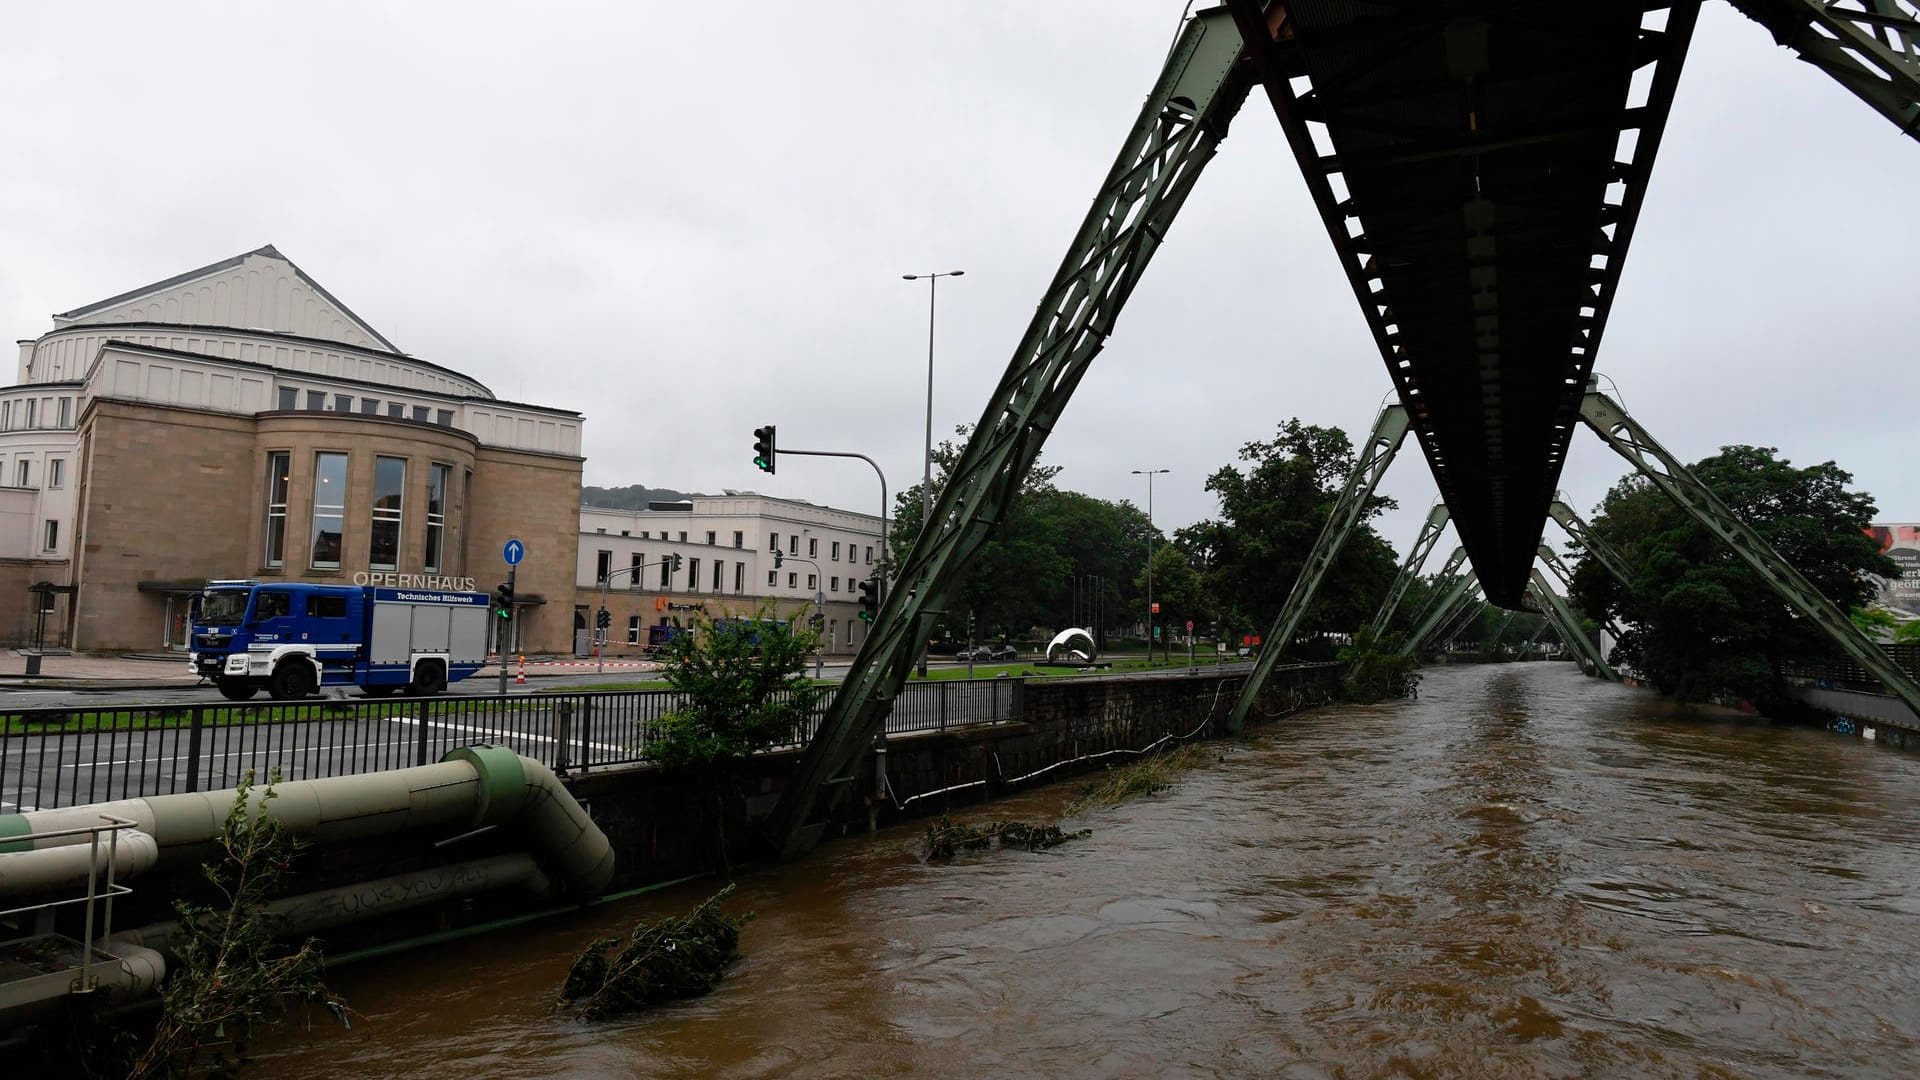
[1064,744,1212,814]
[921,815,1090,859]
[890,425,1155,642]
[558,885,752,1020]
[1179,419,1399,656]
[644,601,827,771]
[1336,625,1422,702]
[129,772,347,1079]
[1568,447,1896,713]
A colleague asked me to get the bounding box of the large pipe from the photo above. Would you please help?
[0,747,613,898]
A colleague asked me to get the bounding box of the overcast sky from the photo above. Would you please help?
[3,2,1914,571]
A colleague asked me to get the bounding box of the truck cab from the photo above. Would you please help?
[191,582,488,700]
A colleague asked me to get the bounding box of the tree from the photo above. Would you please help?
[646,601,826,869]
[1568,446,1896,713]
[1178,419,1399,656]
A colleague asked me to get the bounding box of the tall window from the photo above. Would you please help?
[424,464,450,572]
[57,398,71,428]
[15,459,27,486]
[24,400,35,428]
[830,577,839,592]
[689,558,702,592]
[3,400,11,429]
[264,452,290,567]
[627,616,641,645]
[370,456,406,571]
[865,546,873,564]
[660,558,673,588]
[596,550,612,583]
[310,452,348,569]
[809,538,818,557]
[712,560,722,591]
[734,562,744,592]
[788,535,798,555]
[831,541,841,561]
[733,531,744,548]
[43,520,57,550]
[769,532,779,551]
[630,552,643,587]
[807,574,817,590]
[47,458,63,490]
[767,570,776,587]
[787,572,797,589]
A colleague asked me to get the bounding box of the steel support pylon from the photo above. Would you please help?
[1371,504,1450,639]
[1528,569,1618,681]
[1401,571,1479,656]
[1580,385,1920,717]
[1549,498,1635,587]
[1538,542,1626,644]
[1403,545,1469,633]
[1226,403,1411,733]
[763,9,1253,860]
[1730,0,1920,141]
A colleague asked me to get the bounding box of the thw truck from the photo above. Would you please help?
[190,581,491,700]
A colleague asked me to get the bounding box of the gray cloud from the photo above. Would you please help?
[3,2,1912,581]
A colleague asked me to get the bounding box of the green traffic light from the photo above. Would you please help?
[858,612,874,624]
[753,456,770,471]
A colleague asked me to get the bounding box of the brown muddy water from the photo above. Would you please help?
[256,662,1920,1078]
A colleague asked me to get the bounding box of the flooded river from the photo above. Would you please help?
[258,662,1920,1078]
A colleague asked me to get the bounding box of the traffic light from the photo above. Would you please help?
[671,553,683,572]
[596,608,611,630]
[857,576,879,623]
[774,550,784,569]
[492,582,514,620]
[752,425,777,474]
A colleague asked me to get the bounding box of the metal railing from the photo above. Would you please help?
[1779,643,1920,694]
[0,815,138,997]
[0,679,1026,813]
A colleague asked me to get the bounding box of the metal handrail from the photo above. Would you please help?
[0,814,139,994]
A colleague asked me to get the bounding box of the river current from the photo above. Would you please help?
[258,662,1920,1078]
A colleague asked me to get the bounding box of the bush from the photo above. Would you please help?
[1337,625,1421,702]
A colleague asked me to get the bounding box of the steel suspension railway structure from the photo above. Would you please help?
[765,1,1920,857]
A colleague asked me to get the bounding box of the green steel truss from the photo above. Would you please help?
[763,8,1253,859]
[1371,504,1451,639]
[1401,571,1479,656]
[1528,570,1618,681]
[1580,385,1920,717]
[1537,544,1626,654]
[1226,403,1410,732]
[1404,545,1470,632]
[1548,498,1634,586]
[1730,0,1920,140]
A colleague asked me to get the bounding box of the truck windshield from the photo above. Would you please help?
[198,591,250,626]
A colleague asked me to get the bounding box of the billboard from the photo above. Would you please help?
[1864,523,1920,618]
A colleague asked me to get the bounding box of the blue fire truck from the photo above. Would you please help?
[189,581,490,700]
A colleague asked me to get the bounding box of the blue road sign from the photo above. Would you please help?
[503,538,525,566]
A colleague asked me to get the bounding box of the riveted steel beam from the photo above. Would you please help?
[1371,503,1450,639]
[1549,499,1634,586]
[1227,402,1410,733]
[1730,0,1920,141]
[1580,384,1920,721]
[763,9,1254,860]
[1539,542,1625,644]
[1402,571,1479,656]
[1529,569,1618,681]
[1406,545,1470,631]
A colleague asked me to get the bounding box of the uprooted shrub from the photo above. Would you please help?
[922,815,1090,860]
[1064,743,1214,815]
[558,885,753,1020]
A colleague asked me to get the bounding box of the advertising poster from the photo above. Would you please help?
[1864,523,1920,618]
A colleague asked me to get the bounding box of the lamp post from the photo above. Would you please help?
[904,269,964,677]
[1133,468,1169,662]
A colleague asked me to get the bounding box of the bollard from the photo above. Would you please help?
[24,652,40,676]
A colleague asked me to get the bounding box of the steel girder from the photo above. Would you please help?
[1579,385,1920,719]
[1434,589,1486,650]
[1528,569,1619,680]
[1549,498,1635,586]
[1371,504,1450,639]
[1405,545,1470,631]
[1538,541,1626,643]
[1226,403,1410,733]
[1402,571,1480,656]
[1730,0,1920,140]
[762,9,1253,860]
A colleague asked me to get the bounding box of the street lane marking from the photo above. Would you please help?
[389,715,629,754]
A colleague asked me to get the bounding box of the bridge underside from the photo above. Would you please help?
[1239,0,1700,606]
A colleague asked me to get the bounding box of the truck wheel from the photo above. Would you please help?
[406,661,446,697]
[268,660,317,701]
[216,677,257,702]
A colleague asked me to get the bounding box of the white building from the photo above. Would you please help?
[571,493,886,657]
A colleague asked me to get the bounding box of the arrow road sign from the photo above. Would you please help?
[503,539,525,566]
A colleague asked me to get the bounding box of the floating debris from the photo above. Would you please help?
[558,885,753,1020]
[922,815,1090,860]
[1065,743,1213,814]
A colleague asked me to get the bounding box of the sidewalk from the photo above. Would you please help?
[0,651,661,691]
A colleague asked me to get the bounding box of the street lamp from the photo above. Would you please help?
[1133,468,1169,662]
[904,269,964,678]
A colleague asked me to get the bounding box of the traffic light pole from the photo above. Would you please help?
[597,559,672,675]
[497,564,515,697]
